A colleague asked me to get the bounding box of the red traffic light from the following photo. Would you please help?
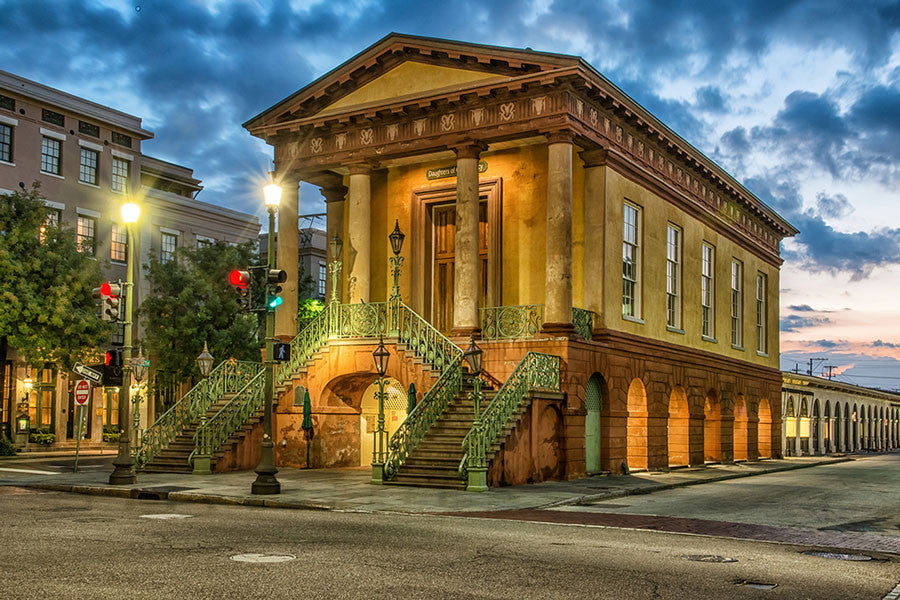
[100,282,112,296]
[100,282,121,297]
[105,351,112,366]
[229,269,250,288]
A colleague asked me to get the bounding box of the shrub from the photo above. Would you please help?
[0,434,16,456]
[28,428,55,446]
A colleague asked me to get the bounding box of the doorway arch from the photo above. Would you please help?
[704,390,722,462]
[585,373,604,474]
[359,378,408,467]
[667,387,690,468]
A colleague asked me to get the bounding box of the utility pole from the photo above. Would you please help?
[808,357,827,376]
[824,365,837,380]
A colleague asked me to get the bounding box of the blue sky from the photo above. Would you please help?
[4,0,900,388]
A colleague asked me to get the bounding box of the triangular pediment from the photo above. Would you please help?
[244,33,581,132]
[318,61,508,116]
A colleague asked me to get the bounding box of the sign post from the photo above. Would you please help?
[73,380,91,473]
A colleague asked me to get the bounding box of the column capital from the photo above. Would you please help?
[347,160,378,176]
[320,185,347,204]
[544,129,576,145]
[453,140,488,160]
[579,148,608,168]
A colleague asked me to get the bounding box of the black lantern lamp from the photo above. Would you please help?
[372,336,390,377]
[389,220,405,256]
[329,234,342,259]
[196,341,214,378]
[464,335,483,376]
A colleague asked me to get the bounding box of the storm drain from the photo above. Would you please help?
[130,486,197,501]
[736,581,777,590]
[802,551,872,562]
[681,554,738,563]
[230,553,296,563]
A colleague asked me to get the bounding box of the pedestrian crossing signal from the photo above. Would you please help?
[273,342,290,363]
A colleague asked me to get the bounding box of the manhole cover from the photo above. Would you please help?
[140,514,193,520]
[736,581,778,590]
[802,551,872,561]
[682,554,738,563]
[230,553,296,563]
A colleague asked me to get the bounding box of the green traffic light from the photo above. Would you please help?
[268,296,283,308]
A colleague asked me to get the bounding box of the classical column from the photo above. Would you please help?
[321,182,347,304]
[275,177,300,339]
[543,131,575,334]
[580,148,606,328]
[347,164,372,303]
[451,142,485,336]
[817,416,826,454]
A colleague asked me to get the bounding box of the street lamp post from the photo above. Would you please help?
[191,342,215,475]
[130,348,148,465]
[463,336,488,492]
[328,235,342,336]
[371,337,389,484]
[109,201,140,485]
[251,177,282,495]
[388,221,405,335]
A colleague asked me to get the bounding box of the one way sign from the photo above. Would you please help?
[273,342,291,362]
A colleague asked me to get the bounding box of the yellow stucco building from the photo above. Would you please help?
[237,34,798,488]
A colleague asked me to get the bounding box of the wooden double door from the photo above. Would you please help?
[432,201,488,334]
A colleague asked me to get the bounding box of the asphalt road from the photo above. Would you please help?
[559,454,900,536]
[0,487,897,600]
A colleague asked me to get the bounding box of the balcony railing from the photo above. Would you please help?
[480,304,544,340]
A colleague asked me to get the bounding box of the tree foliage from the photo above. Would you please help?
[138,241,262,384]
[0,185,109,369]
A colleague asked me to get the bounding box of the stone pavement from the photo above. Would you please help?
[2,454,851,513]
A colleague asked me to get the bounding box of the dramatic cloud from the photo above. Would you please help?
[780,315,832,332]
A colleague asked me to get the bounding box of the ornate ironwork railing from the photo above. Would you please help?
[384,356,463,480]
[480,304,544,340]
[332,301,388,338]
[459,352,561,480]
[572,307,595,341]
[193,370,265,462]
[397,302,462,375]
[135,360,260,468]
[275,305,331,386]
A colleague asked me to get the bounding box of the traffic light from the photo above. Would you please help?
[230,269,251,309]
[105,349,123,367]
[267,269,287,309]
[103,349,123,386]
[92,285,109,320]
[101,282,122,322]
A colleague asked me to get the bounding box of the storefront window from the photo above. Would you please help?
[29,366,56,428]
[104,389,119,426]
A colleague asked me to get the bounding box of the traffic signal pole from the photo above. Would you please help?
[251,204,281,494]
[109,220,135,485]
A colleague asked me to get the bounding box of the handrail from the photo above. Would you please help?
[193,369,266,462]
[275,304,331,386]
[382,302,464,479]
[135,360,260,468]
[480,304,543,340]
[459,352,561,481]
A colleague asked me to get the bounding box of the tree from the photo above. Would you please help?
[138,241,262,390]
[0,185,110,436]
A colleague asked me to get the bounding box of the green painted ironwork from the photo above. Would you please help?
[480,305,544,340]
[333,301,388,338]
[383,304,464,480]
[572,307,595,340]
[134,360,261,469]
[193,369,265,463]
[459,352,561,483]
[275,304,331,386]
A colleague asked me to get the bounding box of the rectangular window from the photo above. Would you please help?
[666,224,681,328]
[110,223,127,262]
[78,120,100,137]
[701,244,715,338]
[318,262,327,297]
[756,273,767,354]
[40,209,60,242]
[0,123,11,162]
[622,202,641,318]
[29,367,55,428]
[161,232,177,263]
[1,362,11,428]
[41,137,61,175]
[111,131,132,148]
[76,216,96,255]
[79,148,99,185]
[0,95,14,111]
[112,157,130,193]
[731,259,743,347]
[196,236,214,248]
[41,109,64,127]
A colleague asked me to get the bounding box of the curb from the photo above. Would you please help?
[19,457,855,513]
[538,457,854,509]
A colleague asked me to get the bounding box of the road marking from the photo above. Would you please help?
[0,467,58,475]
[883,582,900,600]
[140,514,193,520]
[230,553,295,563]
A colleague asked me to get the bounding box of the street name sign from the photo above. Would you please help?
[74,380,91,406]
[73,362,102,384]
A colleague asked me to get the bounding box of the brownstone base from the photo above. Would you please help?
[540,322,575,336]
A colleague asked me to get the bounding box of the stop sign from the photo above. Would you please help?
[74,380,91,406]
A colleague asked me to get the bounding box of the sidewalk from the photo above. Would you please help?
[4,455,852,513]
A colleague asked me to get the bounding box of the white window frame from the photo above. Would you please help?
[76,215,96,256]
[756,272,767,355]
[666,224,682,330]
[196,235,215,248]
[622,201,642,319]
[40,136,62,176]
[731,259,743,348]
[0,119,14,164]
[111,156,130,193]
[79,147,99,186]
[160,231,178,264]
[110,223,127,263]
[701,243,715,339]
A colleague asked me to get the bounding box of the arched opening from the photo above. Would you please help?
[757,398,773,458]
[733,395,749,461]
[704,390,722,463]
[585,373,604,474]
[845,404,852,451]
[834,402,842,452]
[626,378,649,471]
[785,396,796,456]
[667,387,690,468]
[359,378,408,467]
[799,398,809,454]
[812,399,821,455]
[824,401,832,453]
[852,404,859,451]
